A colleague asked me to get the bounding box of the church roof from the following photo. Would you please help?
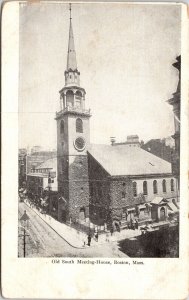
[88,144,172,176]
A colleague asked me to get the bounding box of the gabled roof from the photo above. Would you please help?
[88,144,172,176]
[167,202,178,212]
[150,197,168,205]
[36,157,57,172]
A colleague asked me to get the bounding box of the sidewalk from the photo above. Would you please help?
[24,200,87,248]
[24,199,143,248]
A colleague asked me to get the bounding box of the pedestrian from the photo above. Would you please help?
[87,234,91,246]
[110,228,113,236]
[133,219,136,230]
[135,219,138,230]
[95,232,98,242]
[130,218,133,230]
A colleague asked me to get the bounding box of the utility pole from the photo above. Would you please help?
[20,210,30,257]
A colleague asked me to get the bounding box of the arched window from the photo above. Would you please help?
[60,120,64,134]
[171,179,174,192]
[153,180,158,194]
[66,90,74,107]
[76,118,83,133]
[133,182,137,197]
[143,181,148,195]
[162,179,166,193]
[75,91,82,108]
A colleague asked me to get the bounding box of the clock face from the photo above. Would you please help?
[74,137,86,151]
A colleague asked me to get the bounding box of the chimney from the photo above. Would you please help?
[110,137,116,146]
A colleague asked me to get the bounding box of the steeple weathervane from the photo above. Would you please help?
[69,3,72,20]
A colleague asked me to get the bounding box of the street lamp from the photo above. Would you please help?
[20,210,30,257]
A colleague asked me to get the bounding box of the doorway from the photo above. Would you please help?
[79,207,86,221]
[160,207,166,221]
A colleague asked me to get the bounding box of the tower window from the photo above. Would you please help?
[66,90,74,107]
[75,91,82,108]
[133,182,137,197]
[76,118,83,133]
[162,179,166,193]
[143,181,148,195]
[171,179,174,191]
[153,180,158,194]
[122,192,126,198]
[60,120,64,134]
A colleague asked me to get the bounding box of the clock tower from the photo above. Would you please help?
[55,5,91,223]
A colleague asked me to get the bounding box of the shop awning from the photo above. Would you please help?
[127,208,135,212]
[138,204,146,210]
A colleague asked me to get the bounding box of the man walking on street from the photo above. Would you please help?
[87,234,91,246]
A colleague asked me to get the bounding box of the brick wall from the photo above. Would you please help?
[68,155,90,221]
[110,178,134,221]
[88,153,111,225]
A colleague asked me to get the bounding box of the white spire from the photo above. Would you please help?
[67,4,77,71]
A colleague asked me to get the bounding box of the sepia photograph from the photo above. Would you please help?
[18,2,181,258]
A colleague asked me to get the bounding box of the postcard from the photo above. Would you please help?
[1,1,188,299]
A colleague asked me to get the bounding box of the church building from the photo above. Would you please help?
[55,6,178,230]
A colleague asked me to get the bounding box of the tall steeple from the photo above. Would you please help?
[58,3,90,113]
[67,4,77,71]
[56,4,91,224]
[64,4,80,87]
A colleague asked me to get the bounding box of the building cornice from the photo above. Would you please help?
[110,173,174,180]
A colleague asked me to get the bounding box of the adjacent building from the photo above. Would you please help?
[141,138,174,163]
[18,148,27,188]
[26,150,57,174]
[167,55,181,179]
[27,157,58,218]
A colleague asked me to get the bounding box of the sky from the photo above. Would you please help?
[19,2,181,150]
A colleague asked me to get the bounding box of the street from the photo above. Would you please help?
[18,202,127,257]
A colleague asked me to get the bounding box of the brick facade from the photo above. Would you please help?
[56,112,91,223]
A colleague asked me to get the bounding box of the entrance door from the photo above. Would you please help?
[79,207,85,221]
[160,207,166,221]
[61,210,66,223]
